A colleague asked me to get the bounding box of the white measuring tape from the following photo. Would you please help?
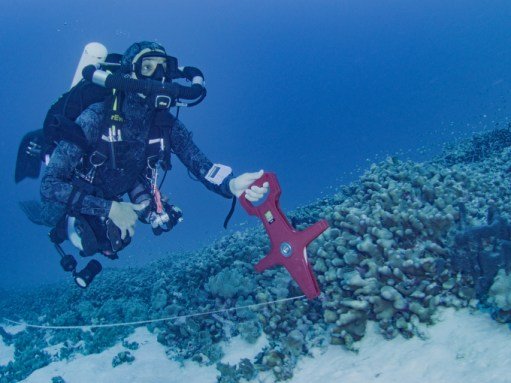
[2,295,306,331]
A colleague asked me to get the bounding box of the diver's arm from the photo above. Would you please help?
[40,104,113,217]
[40,140,112,216]
[170,119,234,198]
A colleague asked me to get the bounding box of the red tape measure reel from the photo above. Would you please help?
[240,172,329,299]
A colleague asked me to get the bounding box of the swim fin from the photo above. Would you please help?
[19,200,45,225]
[15,129,44,183]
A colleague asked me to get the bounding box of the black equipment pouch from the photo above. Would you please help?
[44,114,91,153]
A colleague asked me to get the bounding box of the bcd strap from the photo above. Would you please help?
[148,110,174,171]
[99,90,125,169]
[161,121,172,171]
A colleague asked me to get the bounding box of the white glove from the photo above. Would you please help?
[229,170,269,202]
[108,201,148,239]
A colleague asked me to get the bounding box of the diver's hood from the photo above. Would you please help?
[120,41,167,76]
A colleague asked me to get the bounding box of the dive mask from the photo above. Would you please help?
[139,56,167,80]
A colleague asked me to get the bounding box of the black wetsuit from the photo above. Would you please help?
[40,93,233,227]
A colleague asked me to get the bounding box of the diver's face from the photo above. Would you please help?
[140,57,167,78]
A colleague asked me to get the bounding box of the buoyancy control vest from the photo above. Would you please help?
[68,91,174,204]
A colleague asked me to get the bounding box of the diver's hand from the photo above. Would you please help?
[229,170,269,202]
[108,201,148,239]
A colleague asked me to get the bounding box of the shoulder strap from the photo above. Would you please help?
[96,90,125,169]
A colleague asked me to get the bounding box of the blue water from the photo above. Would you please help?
[1,0,511,289]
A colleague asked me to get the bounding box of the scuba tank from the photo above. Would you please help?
[71,42,108,88]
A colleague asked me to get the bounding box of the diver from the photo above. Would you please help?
[37,41,269,287]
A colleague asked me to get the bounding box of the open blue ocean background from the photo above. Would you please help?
[1,0,511,289]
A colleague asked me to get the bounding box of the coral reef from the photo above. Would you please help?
[487,269,511,323]
[205,267,257,299]
[112,351,135,367]
[2,127,511,382]
[453,205,511,295]
[216,359,257,383]
[441,126,511,166]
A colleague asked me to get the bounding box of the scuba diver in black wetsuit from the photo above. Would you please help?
[25,41,269,287]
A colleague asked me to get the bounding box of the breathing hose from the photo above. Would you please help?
[81,65,206,106]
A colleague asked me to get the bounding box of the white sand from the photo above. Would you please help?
[291,308,511,383]
[19,308,511,383]
[0,338,14,367]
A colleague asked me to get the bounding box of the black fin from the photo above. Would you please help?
[15,130,44,183]
[18,200,45,225]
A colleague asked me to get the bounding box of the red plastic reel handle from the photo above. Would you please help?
[239,172,280,217]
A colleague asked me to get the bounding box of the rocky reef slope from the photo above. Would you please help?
[1,128,511,383]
